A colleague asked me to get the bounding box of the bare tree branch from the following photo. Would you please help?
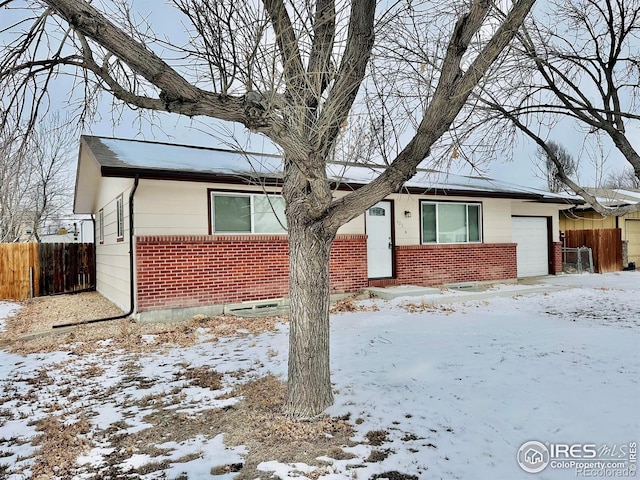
[263,0,306,95]
[474,0,640,204]
[326,0,537,229]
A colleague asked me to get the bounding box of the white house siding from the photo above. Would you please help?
[132,179,363,236]
[95,177,135,311]
[476,198,513,243]
[390,194,419,246]
[134,180,210,236]
[74,144,102,213]
[128,179,568,260]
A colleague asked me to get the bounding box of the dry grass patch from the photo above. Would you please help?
[371,471,419,480]
[73,374,355,479]
[75,408,219,478]
[191,314,287,337]
[365,449,393,462]
[330,297,379,314]
[401,301,456,314]
[24,368,55,387]
[365,429,388,446]
[4,292,123,337]
[30,413,92,479]
[0,291,286,356]
[176,366,223,390]
[7,318,201,355]
[221,375,355,479]
[211,462,244,475]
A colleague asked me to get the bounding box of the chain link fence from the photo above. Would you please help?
[562,246,594,274]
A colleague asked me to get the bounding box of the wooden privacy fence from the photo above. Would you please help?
[0,243,95,300]
[0,243,38,300]
[564,229,622,273]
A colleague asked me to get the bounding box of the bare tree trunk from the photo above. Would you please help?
[285,213,335,419]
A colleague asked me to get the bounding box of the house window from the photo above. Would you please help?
[98,209,104,244]
[211,192,287,234]
[116,195,124,240]
[421,201,482,244]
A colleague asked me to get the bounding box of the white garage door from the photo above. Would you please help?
[512,216,549,277]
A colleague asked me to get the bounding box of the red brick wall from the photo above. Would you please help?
[552,241,562,274]
[328,236,369,293]
[135,234,367,312]
[395,243,517,286]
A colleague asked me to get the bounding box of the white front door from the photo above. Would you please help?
[366,201,393,278]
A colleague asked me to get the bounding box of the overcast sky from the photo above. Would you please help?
[2,0,636,190]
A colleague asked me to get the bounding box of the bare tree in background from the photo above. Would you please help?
[470,0,640,214]
[26,115,76,241]
[0,115,75,242]
[536,141,577,193]
[0,127,31,242]
[0,0,536,418]
[605,167,640,190]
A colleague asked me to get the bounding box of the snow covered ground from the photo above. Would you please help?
[1,272,638,479]
[0,302,19,333]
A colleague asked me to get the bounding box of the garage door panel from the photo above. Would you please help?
[512,217,549,277]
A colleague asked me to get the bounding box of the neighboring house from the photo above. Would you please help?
[40,232,78,243]
[40,219,95,244]
[9,213,39,242]
[74,136,576,322]
[560,188,640,267]
[15,225,36,243]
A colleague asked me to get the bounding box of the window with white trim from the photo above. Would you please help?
[421,201,482,244]
[116,195,124,240]
[98,209,104,243]
[211,192,287,234]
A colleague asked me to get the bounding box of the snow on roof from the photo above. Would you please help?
[576,187,640,208]
[82,136,576,201]
[327,162,574,200]
[85,135,283,177]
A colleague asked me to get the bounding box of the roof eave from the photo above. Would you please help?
[99,165,285,187]
[99,166,581,203]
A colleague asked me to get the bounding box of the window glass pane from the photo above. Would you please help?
[214,195,251,232]
[254,195,287,233]
[421,203,437,243]
[438,203,467,243]
[116,197,124,238]
[98,210,104,242]
[468,204,480,242]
